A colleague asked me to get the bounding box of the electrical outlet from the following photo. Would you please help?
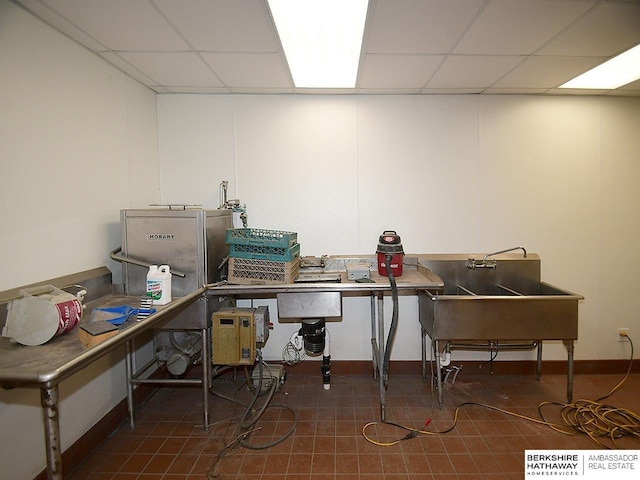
[618,328,630,342]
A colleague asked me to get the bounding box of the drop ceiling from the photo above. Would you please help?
[16,0,640,96]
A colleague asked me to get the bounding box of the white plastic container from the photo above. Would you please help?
[146,265,172,305]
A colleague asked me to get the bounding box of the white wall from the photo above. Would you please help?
[158,93,640,364]
[0,2,160,478]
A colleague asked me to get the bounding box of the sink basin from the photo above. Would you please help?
[417,253,583,407]
[418,253,583,342]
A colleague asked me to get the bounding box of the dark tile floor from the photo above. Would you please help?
[69,365,640,480]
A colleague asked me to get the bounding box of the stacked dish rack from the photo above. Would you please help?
[226,228,300,285]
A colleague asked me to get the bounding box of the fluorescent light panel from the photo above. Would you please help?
[268,0,368,88]
[560,44,640,90]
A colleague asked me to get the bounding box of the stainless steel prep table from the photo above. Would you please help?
[0,263,443,480]
[206,262,444,422]
[0,268,205,480]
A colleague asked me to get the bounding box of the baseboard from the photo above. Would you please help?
[34,358,639,479]
[277,358,640,376]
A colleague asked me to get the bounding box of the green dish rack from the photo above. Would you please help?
[226,228,299,262]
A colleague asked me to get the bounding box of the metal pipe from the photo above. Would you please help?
[130,378,203,386]
[322,328,331,390]
[109,247,187,278]
[447,341,538,351]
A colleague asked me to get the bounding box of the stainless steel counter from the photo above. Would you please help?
[0,290,204,388]
[0,268,205,480]
[207,266,443,296]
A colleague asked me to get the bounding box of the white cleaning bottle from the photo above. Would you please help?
[146,265,172,305]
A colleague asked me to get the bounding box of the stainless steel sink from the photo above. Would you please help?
[417,252,583,407]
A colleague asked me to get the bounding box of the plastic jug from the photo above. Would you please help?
[146,265,172,305]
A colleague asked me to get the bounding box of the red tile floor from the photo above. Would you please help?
[69,365,640,480]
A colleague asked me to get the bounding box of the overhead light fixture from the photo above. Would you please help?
[560,44,640,90]
[268,0,368,88]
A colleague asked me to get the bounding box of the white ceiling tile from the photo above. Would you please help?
[453,0,594,55]
[14,0,640,96]
[201,53,291,88]
[153,0,279,52]
[538,2,640,57]
[366,0,485,54]
[359,54,444,89]
[492,55,607,89]
[39,0,189,50]
[118,52,224,87]
[427,55,524,89]
[17,0,108,51]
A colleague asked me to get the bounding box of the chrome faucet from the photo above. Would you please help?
[467,246,527,269]
[482,246,527,262]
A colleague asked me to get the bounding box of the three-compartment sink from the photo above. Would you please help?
[417,252,583,407]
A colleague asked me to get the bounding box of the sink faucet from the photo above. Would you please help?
[467,246,527,269]
[482,246,527,262]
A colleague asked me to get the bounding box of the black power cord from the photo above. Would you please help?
[383,253,399,388]
[206,354,298,478]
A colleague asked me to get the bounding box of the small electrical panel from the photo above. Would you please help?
[211,306,269,365]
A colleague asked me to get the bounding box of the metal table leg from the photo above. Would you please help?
[434,340,444,409]
[41,385,62,480]
[370,294,378,380]
[125,340,136,429]
[421,328,427,382]
[536,341,543,381]
[201,327,210,431]
[564,340,574,403]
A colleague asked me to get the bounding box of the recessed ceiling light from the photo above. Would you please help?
[268,0,368,88]
[560,44,640,90]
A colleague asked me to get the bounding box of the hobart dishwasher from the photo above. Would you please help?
[113,206,232,429]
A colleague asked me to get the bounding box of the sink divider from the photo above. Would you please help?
[496,284,525,296]
[456,285,477,295]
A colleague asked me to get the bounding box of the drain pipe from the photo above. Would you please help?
[322,328,331,390]
[440,342,452,367]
